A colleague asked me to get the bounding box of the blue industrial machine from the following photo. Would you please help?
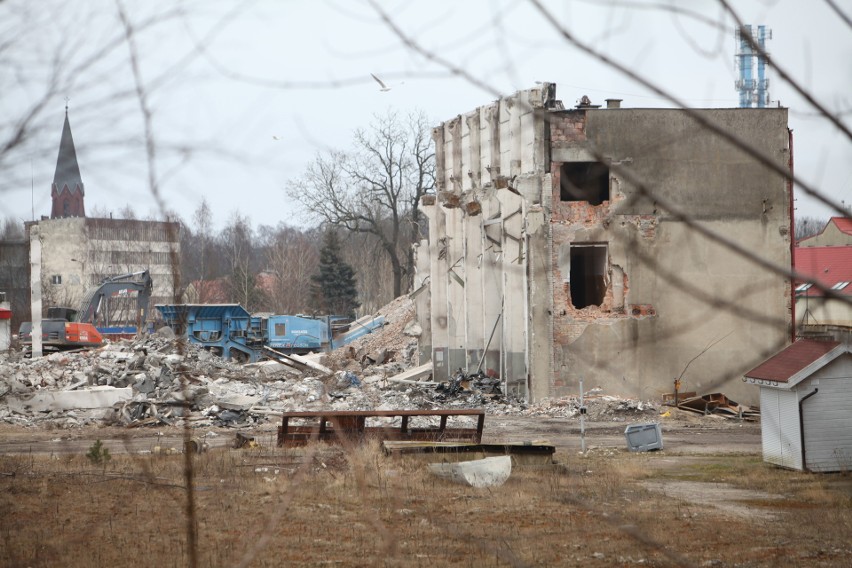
[156,304,385,363]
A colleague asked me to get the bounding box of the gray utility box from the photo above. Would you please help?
[624,423,663,452]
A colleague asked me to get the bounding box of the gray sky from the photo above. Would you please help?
[2,0,850,231]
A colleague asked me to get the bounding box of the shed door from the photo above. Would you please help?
[761,388,802,470]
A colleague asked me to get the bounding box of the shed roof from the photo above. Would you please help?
[744,339,841,383]
[794,246,852,297]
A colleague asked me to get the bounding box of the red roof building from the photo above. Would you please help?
[797,216,852,247]
[794,246,852,298]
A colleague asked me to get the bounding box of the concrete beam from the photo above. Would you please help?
[6,386,133,413]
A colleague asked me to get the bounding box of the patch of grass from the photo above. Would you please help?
[1,440,851,567]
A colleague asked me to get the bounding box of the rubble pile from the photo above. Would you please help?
[324,295,420,371]
[0,297,658,429]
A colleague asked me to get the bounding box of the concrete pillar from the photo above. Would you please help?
[481,105,499,186]
[480,194,503,379]
[426,204,449,381]
[29,225,43,358]
[463,208,484,371]
[445,207,466,374]
[499,98,513,177]
[497,190,527,399]
[465,112,481,191]
[526,207,552,402]
[412,239,432,364]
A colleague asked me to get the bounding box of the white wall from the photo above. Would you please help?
[800,355,852,472]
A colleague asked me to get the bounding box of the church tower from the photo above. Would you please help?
[50,108,85,218]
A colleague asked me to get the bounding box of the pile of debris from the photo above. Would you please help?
[0,296,660,429]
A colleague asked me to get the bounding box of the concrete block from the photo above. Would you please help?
[216,394,259,411]
[387,362,434,384]
[5,386,133,413]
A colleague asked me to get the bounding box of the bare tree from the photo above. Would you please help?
[795,215,827,241]
[185,197,214,300]
[222,212,260,311]
[289,110,434,298]
[117,203,137,220]
[0,217,25,240]
[262,224,319,315]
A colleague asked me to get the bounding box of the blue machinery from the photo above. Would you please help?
[156,304,385,363]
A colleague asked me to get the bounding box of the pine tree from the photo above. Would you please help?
[310,230,360,317]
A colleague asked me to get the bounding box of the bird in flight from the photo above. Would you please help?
[272,135,280,140]
[371,73,391,92]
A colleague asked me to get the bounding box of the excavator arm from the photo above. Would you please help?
[77,270,154,327]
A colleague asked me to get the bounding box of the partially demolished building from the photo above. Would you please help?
[414,84,792,404]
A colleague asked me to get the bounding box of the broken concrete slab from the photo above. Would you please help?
[6,386,133,413]
[289,352,333,376]
[216,394,260,411]
[403,321,422,337]
[387,361,434,384]
[428,455,512,488]
[244,360,301,377]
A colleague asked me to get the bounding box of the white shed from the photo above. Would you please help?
[743,339,852,472]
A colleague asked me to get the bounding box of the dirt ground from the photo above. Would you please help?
[0,408,757,457]
[2,411,851,567]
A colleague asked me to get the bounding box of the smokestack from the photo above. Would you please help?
[605,98,622,109]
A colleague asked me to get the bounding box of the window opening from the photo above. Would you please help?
[830,281,849,291]
[274,323,287,336]
[570,244,608,308]
[795,283,813,292]
[51,275,62,285]
[560,162,610,205]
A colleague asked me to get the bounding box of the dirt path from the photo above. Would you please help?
[483,415,761,455]
[0,413,760,456]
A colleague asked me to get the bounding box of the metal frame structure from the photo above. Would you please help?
[277,409,485,447]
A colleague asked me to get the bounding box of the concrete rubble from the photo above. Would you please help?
[0,296,660,430]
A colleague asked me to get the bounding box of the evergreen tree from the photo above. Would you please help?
[310,230,360,317]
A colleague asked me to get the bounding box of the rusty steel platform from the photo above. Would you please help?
[276,409,485,447]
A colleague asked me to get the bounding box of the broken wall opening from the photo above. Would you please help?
[569,244,608,308]
[560,162,610,205]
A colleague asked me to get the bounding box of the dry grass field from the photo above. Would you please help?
[1,430,851,568]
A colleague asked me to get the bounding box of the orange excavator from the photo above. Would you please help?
[19,270,153,353]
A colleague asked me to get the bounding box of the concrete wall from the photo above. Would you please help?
[418,85,791,405]
[549,108,791,405]
[33,218,89,309]
[796,296,852,328]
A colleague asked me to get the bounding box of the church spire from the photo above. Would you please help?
[50,106,86,219]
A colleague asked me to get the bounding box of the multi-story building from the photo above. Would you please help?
[414,84,792,405]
